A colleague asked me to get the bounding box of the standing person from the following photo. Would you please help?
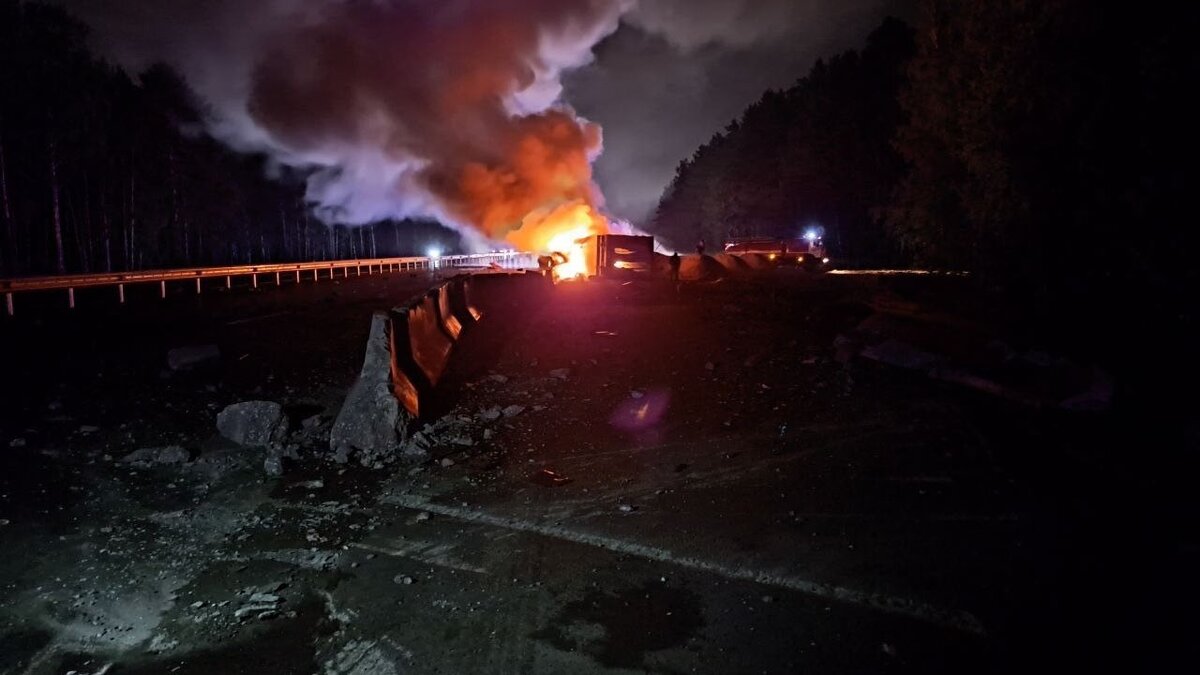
[537,254,555,279]
[669,251,681,285]
[696,239,706,256]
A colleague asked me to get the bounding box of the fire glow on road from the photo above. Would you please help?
[826,269,969,276]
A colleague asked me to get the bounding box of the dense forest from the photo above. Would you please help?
[652,3,1198,345]
[650,18,915,265]
[0,1,455,279]
[888,1,1199,336]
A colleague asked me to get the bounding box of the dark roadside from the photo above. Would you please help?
[0,267,1195,673]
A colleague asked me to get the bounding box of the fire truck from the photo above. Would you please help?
[723,232,829,270]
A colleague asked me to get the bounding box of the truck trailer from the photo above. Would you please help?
[580,234,655,278]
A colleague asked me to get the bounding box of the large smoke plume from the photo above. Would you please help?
[61,0,632,248]
[58,0,908,238]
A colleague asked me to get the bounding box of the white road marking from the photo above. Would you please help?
[350,540,489,574]
[381,493,986,635]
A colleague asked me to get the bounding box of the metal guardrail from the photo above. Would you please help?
[1,252,535,315]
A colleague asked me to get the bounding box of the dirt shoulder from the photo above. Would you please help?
[0,270,1193,674]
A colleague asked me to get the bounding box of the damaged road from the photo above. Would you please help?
[1,270,1194,673]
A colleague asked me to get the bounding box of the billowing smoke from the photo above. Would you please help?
[59,0,631,248]
[57,0,909,238]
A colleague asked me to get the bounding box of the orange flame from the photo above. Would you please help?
[507,201,607,281]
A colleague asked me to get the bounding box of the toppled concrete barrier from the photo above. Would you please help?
[331,272,539,468]
[436,283,464,340]
[217,401,288,446]
[680,254,727,282]
[454,277,483,323]
[330,312,415,465]
[403,292,455,387]
[712,253,753,274]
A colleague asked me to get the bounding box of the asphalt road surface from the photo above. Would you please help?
[0,268,1193,674]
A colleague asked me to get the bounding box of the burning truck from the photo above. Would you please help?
[539,234,655,281]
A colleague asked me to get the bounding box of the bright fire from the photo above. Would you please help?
[506,200,607,281]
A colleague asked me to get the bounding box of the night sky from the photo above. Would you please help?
[53,0,911,227]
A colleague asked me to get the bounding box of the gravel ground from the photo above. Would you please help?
[0,267,1194,674]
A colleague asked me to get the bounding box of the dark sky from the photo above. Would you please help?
[568,0,913,223]
[56,0,912,233]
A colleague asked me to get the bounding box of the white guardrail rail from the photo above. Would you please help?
[0,252,536,316]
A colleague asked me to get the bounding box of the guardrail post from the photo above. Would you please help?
[5,292,12,316]
[314,269,319,282]
[275,272,281,286]
[195,278,202,294]
[68,287,75,309]
[160,281,166,299]
[252,274,258,289]
[296,270,301,283]
[226,275,231,289]
[118,284,125,304]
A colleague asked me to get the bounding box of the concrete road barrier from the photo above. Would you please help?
[405,291,455,387]
[679,254,727,282]
[449,277,483,327]
[329,312,415,464]
[332,271,542,464]
[436,282,464,340]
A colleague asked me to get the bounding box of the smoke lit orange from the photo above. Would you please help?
[507,201,608,280]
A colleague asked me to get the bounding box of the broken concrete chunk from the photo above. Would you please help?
[263,455,285,477]
[549,368,570,380]
[329,313,412,464]
[502,404,525,418]
[860,339,943,372]
[331,446,351,465]
[167,344,221,371]
[122,445,190,467]
[217,401,288,447]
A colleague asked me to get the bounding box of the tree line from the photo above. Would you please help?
[651,17,915,265]
[0,1,455,279]
[651,3,1198,344]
